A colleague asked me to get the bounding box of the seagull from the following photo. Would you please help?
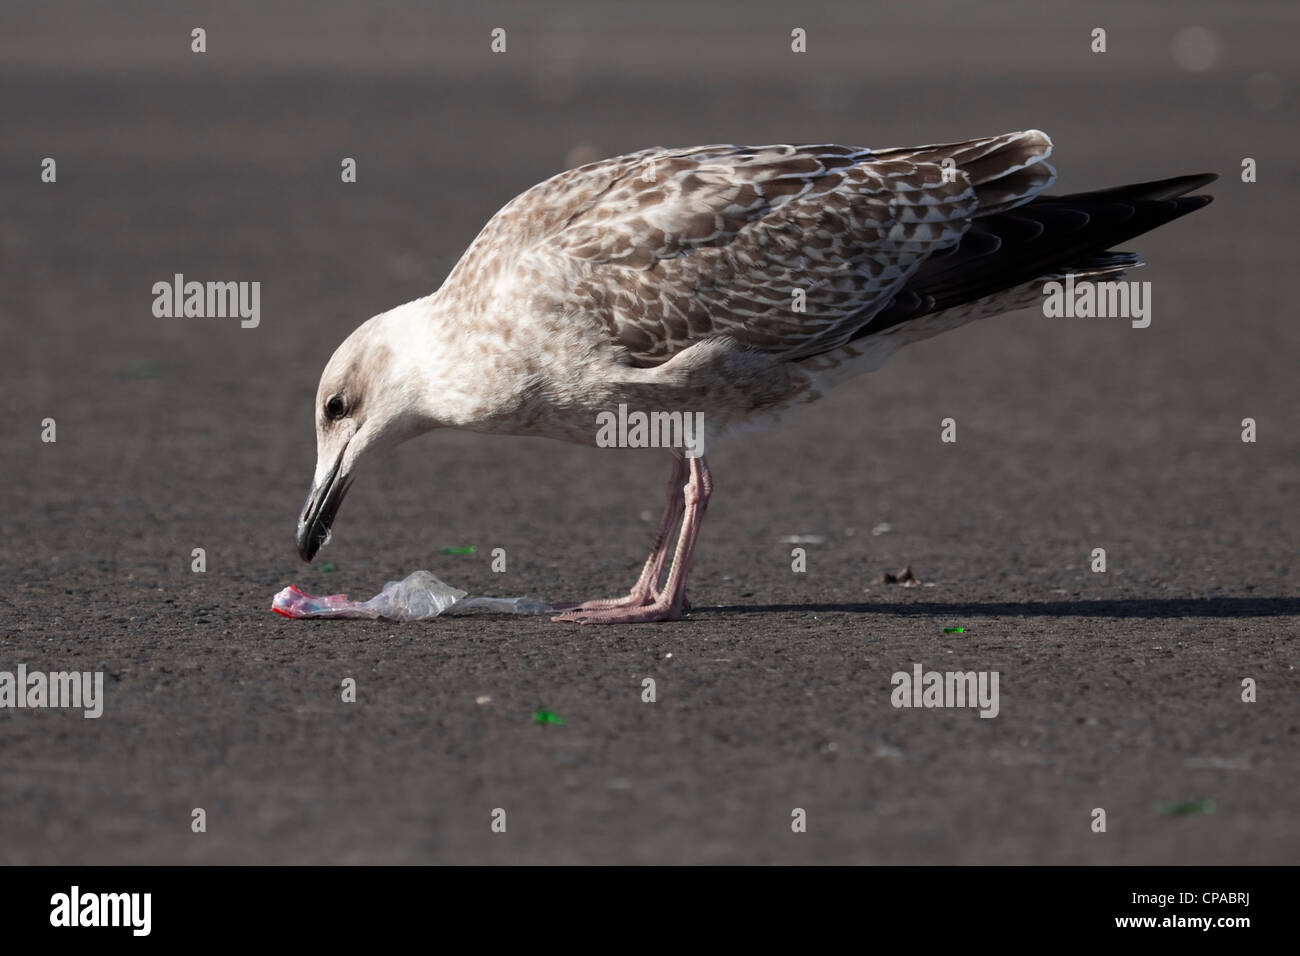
[296,130,1215,623]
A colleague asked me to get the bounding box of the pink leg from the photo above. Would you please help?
[553,456,712,624]
[552,457,686,612]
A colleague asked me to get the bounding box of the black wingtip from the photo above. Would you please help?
[1145,172,1219,197]
[1179,171,1219,190]
[1053,172,1219,204]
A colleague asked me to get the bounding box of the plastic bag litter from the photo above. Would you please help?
[272,570,552,621]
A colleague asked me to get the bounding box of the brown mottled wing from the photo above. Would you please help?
[520,133,1055,365]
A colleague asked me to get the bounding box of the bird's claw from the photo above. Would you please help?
[551,601,684,624]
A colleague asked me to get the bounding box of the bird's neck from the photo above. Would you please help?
[380,294,532,432]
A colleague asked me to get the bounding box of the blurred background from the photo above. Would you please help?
[0,1,1296,864]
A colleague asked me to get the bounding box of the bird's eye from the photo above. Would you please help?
[325,394,346,420]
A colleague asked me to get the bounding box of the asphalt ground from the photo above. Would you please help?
[1,1,1296,863]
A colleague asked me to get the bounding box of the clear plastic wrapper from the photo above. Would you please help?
[272,570,552,621]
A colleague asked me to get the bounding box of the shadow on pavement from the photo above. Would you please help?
[701,597,1299,618]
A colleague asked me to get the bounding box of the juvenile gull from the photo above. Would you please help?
[296,131,1215,623]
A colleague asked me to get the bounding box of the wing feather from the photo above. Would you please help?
[445,133,1057,366]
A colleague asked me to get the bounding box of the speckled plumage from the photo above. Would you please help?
[397,130,1073,449]
[300,131,1214,621]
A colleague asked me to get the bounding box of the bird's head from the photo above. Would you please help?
[296,307,438,562]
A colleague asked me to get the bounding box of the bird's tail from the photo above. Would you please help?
[861,171,1218,334]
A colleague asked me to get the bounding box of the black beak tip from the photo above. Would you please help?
[296,523,321,563]
[296,458,347,564]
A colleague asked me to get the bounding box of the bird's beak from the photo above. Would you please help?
[296,451,353,562]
